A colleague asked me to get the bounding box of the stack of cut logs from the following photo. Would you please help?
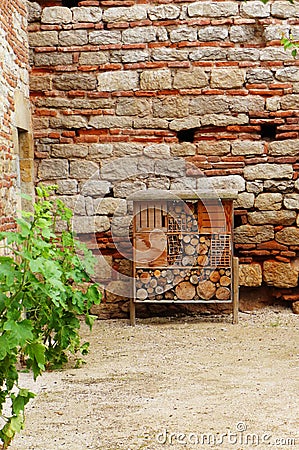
[168,201,198,232]
[135,267,232,302]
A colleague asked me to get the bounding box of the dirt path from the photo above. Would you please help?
[9,307,299,450]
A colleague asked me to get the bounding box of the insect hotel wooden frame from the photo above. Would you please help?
[130,190,239,326]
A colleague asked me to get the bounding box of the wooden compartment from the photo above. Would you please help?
[130,191,239,325]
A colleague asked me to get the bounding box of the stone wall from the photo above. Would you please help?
[28,0,299,315]
[0,0,33,234]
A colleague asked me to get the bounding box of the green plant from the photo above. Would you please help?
[0,185,101,448]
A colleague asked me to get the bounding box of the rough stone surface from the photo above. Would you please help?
[188,2,238,18]
[197,175,245,192]
[231,141,264,156]
[144,144,170,159]
[239,264,262,287]
[70,161,99,180]
[276,227,299,245]
[292,301,299,314]
[140,70,172,90]
[196,141,230,156]
[38,159,68,180]
[284,194,299,210]
[41,7,72,24]
[234,192,255,209]
[244,164,293,181]
[210,69,246,89]
[97,71,139,92]
[268,140,299,156]
[254,193,283,211]
[234,225,274,244]
[263,261,298,288]
[248,211,296,226]
[80,181,111,198]
[173,68,208,89]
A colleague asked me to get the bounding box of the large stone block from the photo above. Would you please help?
[171,143,196,157]
[276,227,299,245]
[111,50,149,64]
[51,144,88,158]
[271,1,297,18]
[94,198,127,216]
[148,5,180,20]
[201,114,248,127]
[80,180,111,197]
[173,68,209,89]
[232,141,264,156]
[260,47,293,61]
[72,7,102,23]
[255,193,283,211]
[38,159,69,180]
[79,52,109,66]
[88,116,133,129]
[188,2,238,18]
[152,48,189,62]
[234,225,274,243]
[53,74,97,91]
[101,158,138,181]
[227,48,260,61]
[229,95,265,113]
[72,216,110,234]
[70,161,99,180]
[241,1,270,17]
[89,30,121,45]
[59,30,88,47]
[113,143,143,157]
[170,26,197,43]
[284,194,299,210]
[280,95,299,110]
[88,144,113,160]
[230,26,258,43]
[35,53,73,67]
[116,98,151,117]
[56,179,78,195]
[152,97,189,118]
[102,6,147,22]
[111,216,132,237]
[239,264,262,287]
[263,261,298,288]
[140,70,172,90]
[57,195,86,216]
[169,117,201,132]
[154,158,186,178]
[234,192,255,209]
[248,211,296,226]
[122,27,157,44]
[29,31,58,47]
[197,175,245,192]
[264,25,290,42]
[97,71,139,92]
[196,141,230,156]
[30,75,52,91]
[190,96,230,115]
[246,181,263,194]
[268,139,299,156]
[27,2,42,22]
[189,48,227,61]
[264,180,294,193]
[134,118,169,129]
[41,6,72,24]
[198,26,229,41]
[276,67,299,82]
[244,164,293,180]
[246,68,274,84]
[50,115,88,129]
[211,68,246,89]
[113,180,146,198]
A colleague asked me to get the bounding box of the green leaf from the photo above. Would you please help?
[3,320,34,347]
[12,389,35,416]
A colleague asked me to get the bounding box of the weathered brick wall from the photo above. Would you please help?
[0,0,33,233]
[28,0,299,315]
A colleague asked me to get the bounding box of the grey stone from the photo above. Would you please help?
[41,6,72,24]
[188,2,238,18]
[152,97,189,118]
[93,255,112,282]
[102,6,147,22]
[30,75,52,91]
[196,141,230,156]
[140,70,172,90]
[248,210,296,226]
[271,1,297,18]
[234,192,255,209]
[264,180,294,193]
[239,264,262,287]
[234,225,274,244]
[111,216,132,237]
[260,47,293,61]
[34,53,73,67]
[280,95,299,110]
[169,117,201,132]
[88,116,133,129]
[72,6,102,23]
[101,158,138,181]
[70,161,99,180]
[89,30,121,45]
[152,48,189,62]
[189,48,227,60]
[50,115,88,129]
[276,227,299,245]
[266,97,281,112]
[88,144,113,160]
[268,139,299,156]
[38,159,68,180]
[246,181,263,194]
[144,144,170,159]
[240,1,270,18]
[122,27,157,44]
[244,164,293,180]
[29,31,58,47]
[116,98,151,117]
[79,52,109,66]
[246,68,274,84]
[211,68,246,89]
[73,216,110,234]
[255,193,283,211]
[53,74,97,91]
[51,144,88,158]
[113,180,146,198]
[264,25,290,42]
[284,194,299,210]
[59,30,88,47]
[229,95,265,113]
[148,5,180,20]
[113,143,143,158]
[155,158,186,178]
[201,114,248,127]
[190,96,230,115]
[170,143,196,157]
[147,177,171,190]
[94,198,127,216]
[230,26,258,43]
[295,179,299,191]
[56,179,78,195]
[276,67,299,82]
[227,48,260,61]
[173,68,209,89]
[170,26,197,43]
[170,178,197,190]
[197,175,245,192]
[137,158,155,175]
[27,2,41,22]
[97,71,139,92]
[198,26,228,41]
[111,50,149,64]
[80,180,111,197]
[57,195,86,216]
[263,261,298,288]
[232,141,264,156]
[133,118,169,129]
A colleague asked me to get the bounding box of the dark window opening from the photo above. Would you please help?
[177,128,196,143]
[62,0,79,7]
[260,123,277,140]
[233,214,243,228]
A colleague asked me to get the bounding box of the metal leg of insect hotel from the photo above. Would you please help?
[232,257,239,324]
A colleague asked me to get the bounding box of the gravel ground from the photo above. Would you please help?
[8,306,299,450]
